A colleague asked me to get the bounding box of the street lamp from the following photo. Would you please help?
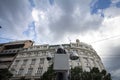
[46,45,79,80]
[70,51,79,60]
[47,52,52,61]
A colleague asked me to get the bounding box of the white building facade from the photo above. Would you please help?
[9,39,105,80]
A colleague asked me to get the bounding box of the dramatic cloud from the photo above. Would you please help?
[32,0,120,44]
[23,21,37,40]
[33,0,104,41]
[0,1,120,79]
[0,0,33,42]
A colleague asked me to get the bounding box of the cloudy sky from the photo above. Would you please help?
[0,0,120,79]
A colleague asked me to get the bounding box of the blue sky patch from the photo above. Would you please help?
[116,1,120,8]
[23,21,37,40]
[49,0,54,5]
[29,0,35,8]
[0,38,14,43]
[90,0,111,14]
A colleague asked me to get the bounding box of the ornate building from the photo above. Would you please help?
[9,39,104,80]
[0,40,33,69]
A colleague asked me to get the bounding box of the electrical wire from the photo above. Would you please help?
[90,34,120,44]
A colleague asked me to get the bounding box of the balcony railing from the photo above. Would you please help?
[35,73,41,76]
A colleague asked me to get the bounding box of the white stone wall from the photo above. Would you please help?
[9,41,105,80]
[9,49,49,80]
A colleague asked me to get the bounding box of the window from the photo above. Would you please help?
[14,60,20,66]
[34,52,38,56]
[30,47,33,49]
[9,51,12,53]
[23,48,27,51]
[85,46,88,49]
[13,50,16,53]
[83,58,88,66]
[27,68,33,75]
[43,51,46,56]
[22,59,28,65]
[10,68,15,73]
[27,52,31,56]
[20,53,24,56]
[80,51,84,55]
[38,51,42,56]
[80,45,83,48]
[31,59,36,65]
[40,58,44,64]
[85,67,90,72]
[77,63,80,66]
[79,58,81,62]
[4,50,8,53]
[36,46,40,48]
[36,67,43,75]
[88,53,91,56]
[90,59,94,67]
[18,68,24,75]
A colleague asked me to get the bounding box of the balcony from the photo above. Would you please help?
[0,57,14,62]
[25,73,32,77]
[1,49,20,54]
[29,64,34,68]
[35,73,42,77]
[21,65,26,68]
[0,64,8,69]
[14,74,23,77]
